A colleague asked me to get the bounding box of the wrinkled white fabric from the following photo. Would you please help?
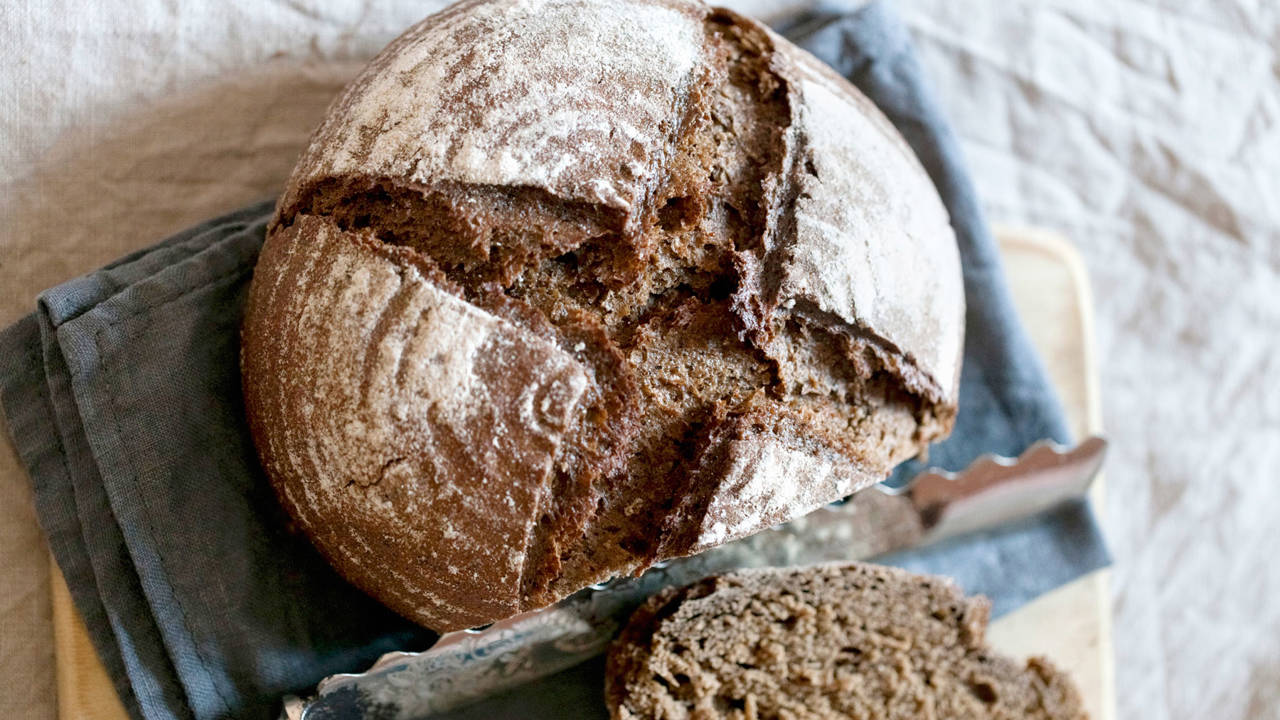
[1,1,1276,719]
[894,2,1280,718]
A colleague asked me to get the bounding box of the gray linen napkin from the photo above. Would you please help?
[0,3,1108,719]
[0,207,432,720]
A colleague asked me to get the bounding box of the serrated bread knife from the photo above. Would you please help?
[283,436,1107,720]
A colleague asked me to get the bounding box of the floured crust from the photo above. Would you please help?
[676,412,884,554]
[242,0,965,631]
[278,0,708,218]
[772,42,964,403]
[242,215,588,628]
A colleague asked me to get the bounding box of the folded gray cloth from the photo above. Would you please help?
[0,3,1108,719]
[0,207,432,720]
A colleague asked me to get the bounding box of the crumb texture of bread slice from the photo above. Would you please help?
[606,563,1088,720]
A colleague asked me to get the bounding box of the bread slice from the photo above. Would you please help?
[606,563,1087,720]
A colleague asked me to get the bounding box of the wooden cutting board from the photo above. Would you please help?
[49,226,1113,720]
[986,226,1114,720]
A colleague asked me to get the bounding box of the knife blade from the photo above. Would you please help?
[285,436,1107,720]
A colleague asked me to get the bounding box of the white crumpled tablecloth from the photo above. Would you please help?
[2,1,1277,719]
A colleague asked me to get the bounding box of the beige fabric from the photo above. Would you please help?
[1,1,1277,719]
[893,3,1280,720]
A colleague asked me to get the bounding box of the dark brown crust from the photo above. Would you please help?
[241,0,964,631]
[278,176,630,287]
[605,564,1088,720]
[243,217,578,627]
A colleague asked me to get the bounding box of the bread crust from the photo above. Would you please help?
[242,0,965,631]
[242,216,589,628]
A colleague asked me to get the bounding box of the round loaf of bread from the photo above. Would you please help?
[241,0,964,631]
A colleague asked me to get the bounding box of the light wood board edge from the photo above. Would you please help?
[991,224,1114,720]
[50,558,129,720]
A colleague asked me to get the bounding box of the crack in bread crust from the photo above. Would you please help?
[244,0,962,630]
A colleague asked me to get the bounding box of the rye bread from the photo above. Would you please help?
[606,564,1088,720]
[240,0,965,631]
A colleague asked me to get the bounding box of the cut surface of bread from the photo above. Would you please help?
[606,563,1088,720]
[241,0,964,631]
